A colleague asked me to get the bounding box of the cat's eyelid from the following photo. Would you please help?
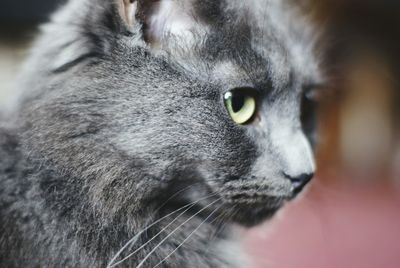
[227,86,260,95]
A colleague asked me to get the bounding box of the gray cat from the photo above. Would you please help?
[0,0,321,267]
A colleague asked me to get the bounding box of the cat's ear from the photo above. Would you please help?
[121,0,209,46]
[116,0,137,28]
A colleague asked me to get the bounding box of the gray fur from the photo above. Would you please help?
[0,0,320,267]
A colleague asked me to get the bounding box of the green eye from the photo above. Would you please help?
[224,88,258,125]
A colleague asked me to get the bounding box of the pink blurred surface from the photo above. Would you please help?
[244,179,400,268]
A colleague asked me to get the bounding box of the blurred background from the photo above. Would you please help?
[0,0,399,267]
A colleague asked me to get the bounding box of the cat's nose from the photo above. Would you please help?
[284,173,314,194]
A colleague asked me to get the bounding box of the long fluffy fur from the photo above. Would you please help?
[0,0,319,267]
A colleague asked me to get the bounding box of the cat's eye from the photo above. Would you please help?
[224,88,258,125]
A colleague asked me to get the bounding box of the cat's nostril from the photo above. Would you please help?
[284,173,314,193]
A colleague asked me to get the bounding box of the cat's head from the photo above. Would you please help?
[23,0,321,226]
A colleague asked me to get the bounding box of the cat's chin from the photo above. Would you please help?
[162,179,292,228]
[224,199,287,227]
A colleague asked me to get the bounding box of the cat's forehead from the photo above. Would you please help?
[165,0,320,89]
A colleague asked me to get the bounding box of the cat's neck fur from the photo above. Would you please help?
[0,128,246,267]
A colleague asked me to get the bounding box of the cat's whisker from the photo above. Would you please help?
[107,193,217,268]
[155,182,202,212]
[135,198,222,268]
[202,207,237,257]
[151,204,224,268]
[107,192,219,268]
[206,209,230,242]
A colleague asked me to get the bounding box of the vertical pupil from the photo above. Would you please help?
[231,94,245,113]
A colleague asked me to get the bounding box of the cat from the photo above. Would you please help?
[0,0,321,267]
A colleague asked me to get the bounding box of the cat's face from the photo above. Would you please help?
[24,0,320,227]
[108,0,320,226]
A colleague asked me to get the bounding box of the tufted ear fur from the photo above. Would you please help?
[119,0,208,46]
[44,0,216,72]
[117,0,137,27]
